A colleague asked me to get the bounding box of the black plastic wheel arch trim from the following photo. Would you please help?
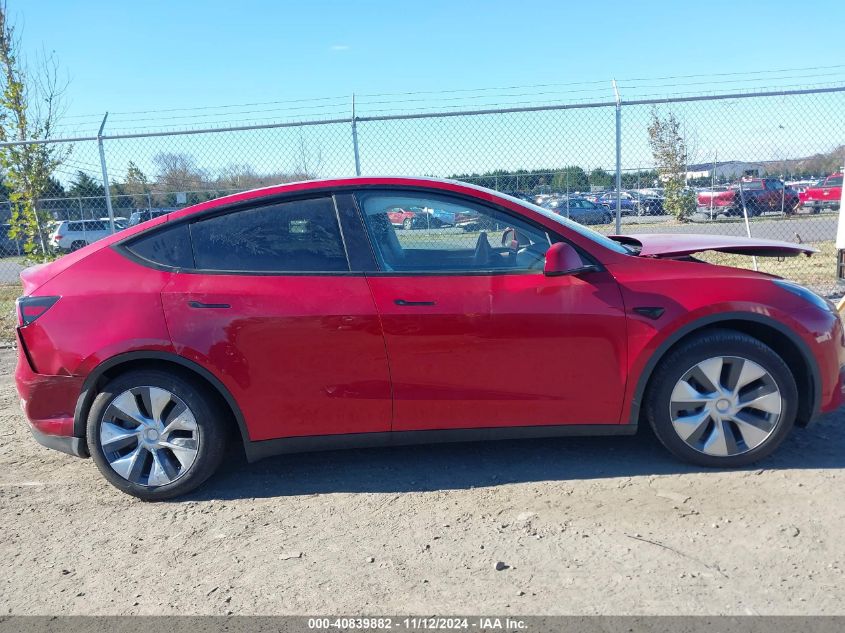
[629,311,821,426]
[73,351,251,444]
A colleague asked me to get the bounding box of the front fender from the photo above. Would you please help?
[623,304,821,426]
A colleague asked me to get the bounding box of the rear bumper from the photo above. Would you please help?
[30,425,88,458]
[802,200,839,209]
[15,339,87,458]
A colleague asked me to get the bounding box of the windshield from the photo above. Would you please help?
[497,191,632,254]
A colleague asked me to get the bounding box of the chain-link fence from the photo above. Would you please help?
[1,85,843,293]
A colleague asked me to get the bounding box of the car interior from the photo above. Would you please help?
[359,193,554,272]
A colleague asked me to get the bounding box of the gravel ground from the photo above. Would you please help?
[1,347,844,616]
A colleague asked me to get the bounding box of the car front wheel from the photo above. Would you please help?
[645,329,797,468]
[86,370,227,500]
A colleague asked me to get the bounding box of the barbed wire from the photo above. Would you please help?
[50,64,845,133]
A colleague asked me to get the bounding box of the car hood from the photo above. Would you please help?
[609,233,817,258]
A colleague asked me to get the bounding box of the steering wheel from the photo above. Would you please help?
[500,227,527,264]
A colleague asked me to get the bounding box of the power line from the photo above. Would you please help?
[618,71,845,92]
[58,64,845,123]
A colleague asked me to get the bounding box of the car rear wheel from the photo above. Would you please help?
[645,329,797,468]
[86,370,227,500]
[70,240,87,251]
[402,218,413,230]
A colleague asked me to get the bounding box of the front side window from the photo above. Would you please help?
[190,197,348,272]
[357,191,556,273]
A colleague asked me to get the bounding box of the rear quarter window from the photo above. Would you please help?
[188,197,348,272]
[125,223,194,269]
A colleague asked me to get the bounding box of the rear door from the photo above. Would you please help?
[159,194,392,442]
[356,188,628,432]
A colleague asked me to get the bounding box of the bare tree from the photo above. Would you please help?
[216,164,311,190]
[0,3,69,259]
[294,132,323,178]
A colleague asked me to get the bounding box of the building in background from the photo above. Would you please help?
[685,161,765,182]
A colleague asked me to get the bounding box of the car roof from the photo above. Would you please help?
[166,176,523,222]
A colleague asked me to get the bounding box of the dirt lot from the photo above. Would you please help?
[1,347,844,616]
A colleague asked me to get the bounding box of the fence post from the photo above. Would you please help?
[836,161,845,283]
[612,79,622,234]
[738,180,758,271]
[97,113,117,233]
[351,94,362,176]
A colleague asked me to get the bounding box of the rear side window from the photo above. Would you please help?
[126,223,194,269]
[189,197,348,272]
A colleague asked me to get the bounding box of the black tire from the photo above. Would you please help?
[602,213,612,224]
[644,329,797,468]
[86,369,227,500]
[70,240,87,251]
[402,218,413,230]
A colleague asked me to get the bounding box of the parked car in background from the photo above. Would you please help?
[14,176,841,500]
[596,192,638,216]
[129,209,173,226]
[801,173,842,213]
[696,178,799,216]
[112,217,129,230]
[0,223,24,258]
[50,219,121,252]
[386,206,417,230]
[556,197,612,225]
[634,194,666,216]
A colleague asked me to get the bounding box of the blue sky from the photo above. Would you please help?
[12,1,845,186]
[17,0,845,123]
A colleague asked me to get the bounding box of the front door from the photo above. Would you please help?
[357,189,628,432]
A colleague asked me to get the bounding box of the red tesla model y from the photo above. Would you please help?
[14,177,845,499]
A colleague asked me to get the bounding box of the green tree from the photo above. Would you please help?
[647,108,696,221]
[621,169,658,189]
[588,168,613,189]
[0,5,69,260]
[121,161,150,208]
[67,171,104,198]
[552,166,588,192]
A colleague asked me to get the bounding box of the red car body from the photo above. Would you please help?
[801,173,843,211]
[14,177,845,470]
[697,178,800,215]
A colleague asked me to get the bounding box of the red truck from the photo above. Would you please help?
[697,178,800,216]
[800,173,842,213]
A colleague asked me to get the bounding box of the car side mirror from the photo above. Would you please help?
[544,242,598,277]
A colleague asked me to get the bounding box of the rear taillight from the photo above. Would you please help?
[17,296,60,326]
[54,234,63,241]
